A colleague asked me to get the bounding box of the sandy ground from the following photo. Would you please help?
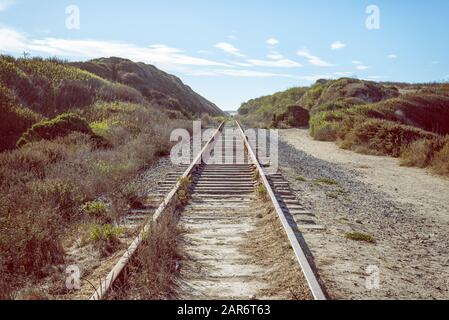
[282,129,449,225]
[278,129,449,300]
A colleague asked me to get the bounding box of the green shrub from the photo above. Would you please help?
[83,201,108,219]
[17,113,107,148]
[90,224,123,257]
[32,179,84,221]
[271,105,310,128]
[343,119,436,157]
[0,83,42,151]
[257,184,268,201]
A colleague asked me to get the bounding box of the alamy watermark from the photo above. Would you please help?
[65,265,81,290]
[366,5,380,30]
[365,265,380,290]
[65,5,80,30]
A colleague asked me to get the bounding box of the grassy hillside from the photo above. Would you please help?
[237,87,307,127]
[0,55,222,298]
[0,55,222,152]
[72,57,223,117]
[239,78,449,176]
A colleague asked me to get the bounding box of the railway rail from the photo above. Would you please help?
[90,120,326,300]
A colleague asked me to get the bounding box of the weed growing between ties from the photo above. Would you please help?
[176,176,192,207]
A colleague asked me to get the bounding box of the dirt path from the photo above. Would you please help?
[282,129,449,225]
[278,129,449,300]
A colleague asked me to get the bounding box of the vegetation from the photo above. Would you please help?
[271,105,310,128]
[110,212,184,300]
[0,83,42,151]
[240,77,449,177]
[257,184,269,202]
[83,201,110,223]
[345,232,375,243]
[72,57,223,116]
[17,113,107,148]
[90,224,123,257]
[237,87,307,127]
[176,176,192,206]
[0,54,215,298]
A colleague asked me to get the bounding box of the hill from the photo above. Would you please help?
[238,87,308,127]
[72,57,223,117]
[1,55,218,296]
[0,55,223,151]
[238,78,449,176]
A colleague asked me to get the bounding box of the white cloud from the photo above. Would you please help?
[351,60,369,70]
[388,54,398,59]
[0,0,16,11]
[214,42,245,57]
[191,69,332,81]
[227,35,238,41]
[247,58,302,68]
[267,51,284,60]
[0,27,230,71]
[232,62,253,67]
[335,71,353,77]
[331,41,346,50]
[297,48,334,67]
[365,76,385,80]
[356,65,369,70]
[266,38,279,46]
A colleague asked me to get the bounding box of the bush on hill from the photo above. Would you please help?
[17,113,108,148]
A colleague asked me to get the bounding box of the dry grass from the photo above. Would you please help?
[345,231,375,243]
[0,101,191,299]
[242,204,313,300]
[431,139,449,176]
[108,210,185,300]
[400,136,449,176]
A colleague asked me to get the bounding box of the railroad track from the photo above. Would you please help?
[90,120,326,300]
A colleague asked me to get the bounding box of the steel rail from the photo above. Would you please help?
[90,122,225,300]
[235,120,327,300]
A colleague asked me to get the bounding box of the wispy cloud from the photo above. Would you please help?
[297,48,334,67]
[0,27,229,71]
[190,69,332,81]
[331,41,346,50]
[365,75,385,80]
[335,71,353,77]
[247,58,302,68]
[226,35,238,41]
[388,54,398,59]
[0,0,16,11]
[267,51,284,60]
[356,65,369,70]
[351,60,369,70]
[214,42,246,57]
[266,38,279,46]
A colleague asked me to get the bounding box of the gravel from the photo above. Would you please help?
[277,138,449,300]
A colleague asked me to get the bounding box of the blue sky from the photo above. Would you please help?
[1,0,449,110]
